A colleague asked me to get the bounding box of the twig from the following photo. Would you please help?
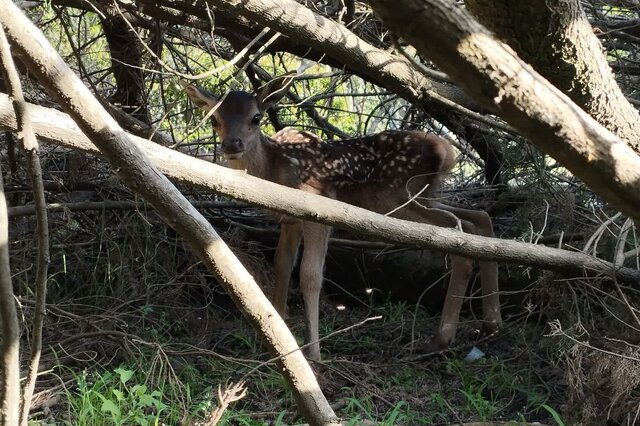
[547,319,640,363]
[227,219,394,249]
[115,3,271,81]
[440,396,464,425]
[205,381,248,426]
[8,200,250,218]
[615,218,633,267]
[241,316,383,380]
[583,212,621,255]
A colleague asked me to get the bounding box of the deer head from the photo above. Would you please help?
[183,75,295,161]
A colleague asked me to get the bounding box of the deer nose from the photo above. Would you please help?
[221,137,244,154]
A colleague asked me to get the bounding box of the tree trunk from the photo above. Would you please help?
[466,0,640,152]
[101,1,150,124]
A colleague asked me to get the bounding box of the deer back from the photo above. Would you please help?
[271,129,456,211]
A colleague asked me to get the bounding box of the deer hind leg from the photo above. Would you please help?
[273,222,303,317]
[299,221,331,361]
[390,205,486,349]
[430,202,502,335]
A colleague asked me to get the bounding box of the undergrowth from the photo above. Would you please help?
[12,176,637,425]
[23,296,565,425]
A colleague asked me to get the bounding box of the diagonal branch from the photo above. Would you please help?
[0,2,339,425]
[365,0,640,220]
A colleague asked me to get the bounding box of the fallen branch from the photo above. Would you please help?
[366,0,640,220]
[0,94,637,285]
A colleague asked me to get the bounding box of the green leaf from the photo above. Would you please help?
[541,404,565,426]
[115,368,134,385]
[138,394,159,407]
[132,384,148,396]
[101,399,121,420]
[112,388,124,402]
[134,415,149,426]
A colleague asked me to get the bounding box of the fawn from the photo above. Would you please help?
[184,76,501,361]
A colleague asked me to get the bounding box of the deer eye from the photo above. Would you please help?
[251,113,262,125]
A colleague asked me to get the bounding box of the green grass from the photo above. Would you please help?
[62,367,169,426]
[23,299,567,426]
[442,357,561,423]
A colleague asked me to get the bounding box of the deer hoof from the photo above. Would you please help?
[419,335,450,354]
[480,321,501,337]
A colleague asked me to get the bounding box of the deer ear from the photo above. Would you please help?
[181,81,219,112]
[256,73,295,111]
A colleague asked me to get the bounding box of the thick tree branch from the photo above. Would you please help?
[0,3,339,425]
[202,0,479,111]
[366,0,640,220]
[0,94,637,285]
[0,154,18,426]
[466,0,640,152]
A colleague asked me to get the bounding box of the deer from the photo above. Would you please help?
[183,76,502,361]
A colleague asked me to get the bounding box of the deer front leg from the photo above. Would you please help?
[431,254,473,350]
[273,222,303,317]
[299,222,331,361]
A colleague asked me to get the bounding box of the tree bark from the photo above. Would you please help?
[0,3,339,425]
[100,1,150,124]
[365,0,640,220]
[0,160,19,426]
[466,0,640,153]
[0,94,638,285]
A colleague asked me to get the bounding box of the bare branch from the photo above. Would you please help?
[0,170,19,426]
[0,16,49,426]
[0,94,637,285]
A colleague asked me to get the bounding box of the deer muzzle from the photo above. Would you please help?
[221,137,244,159]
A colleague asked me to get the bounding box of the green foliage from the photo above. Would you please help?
[65,368,166,426]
